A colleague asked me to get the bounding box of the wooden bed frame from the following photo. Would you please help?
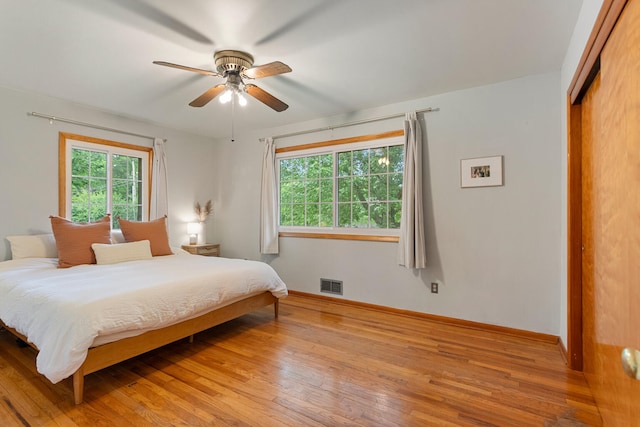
[1,291,279,404]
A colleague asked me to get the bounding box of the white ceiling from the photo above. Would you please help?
[0,0,583,139]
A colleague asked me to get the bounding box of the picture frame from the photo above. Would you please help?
[460,155,503,188]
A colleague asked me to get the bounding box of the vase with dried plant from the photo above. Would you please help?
[194,200,212,244]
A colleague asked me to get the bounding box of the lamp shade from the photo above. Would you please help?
[187,222,200,235]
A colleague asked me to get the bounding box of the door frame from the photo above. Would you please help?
[566,0,627,370]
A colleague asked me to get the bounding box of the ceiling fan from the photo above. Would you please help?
[153,50,291,112]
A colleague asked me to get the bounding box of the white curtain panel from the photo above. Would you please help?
[150,138,169,220]
[260,137,279,254]
[398,112,427,269]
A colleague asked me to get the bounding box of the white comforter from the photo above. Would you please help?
[0,254,287,384]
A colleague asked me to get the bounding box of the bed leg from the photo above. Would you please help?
[189,334,194,343]
[274,299,279,318]
[73,369,84,405]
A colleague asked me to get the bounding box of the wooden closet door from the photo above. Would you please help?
[580,0,640,424]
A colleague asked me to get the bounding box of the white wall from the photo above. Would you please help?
[0,86,217,261]
[558,0,604,346]
[211,72,562,334]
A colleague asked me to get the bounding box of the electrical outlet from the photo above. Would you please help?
[431,282,439,293]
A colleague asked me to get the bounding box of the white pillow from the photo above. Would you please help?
[110,229,126,244]
[91,240,153,265]
[6,234,58,259]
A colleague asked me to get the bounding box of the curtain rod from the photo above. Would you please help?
[266,107,439,141]
[28,112,166,142]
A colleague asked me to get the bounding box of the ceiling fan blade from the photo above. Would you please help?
[246,84,289,112]
[243,61,292,79]
[189,84,226,107]
[153,61,220,77]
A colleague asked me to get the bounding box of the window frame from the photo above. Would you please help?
[276,130,404,242]
[58,132,153,224]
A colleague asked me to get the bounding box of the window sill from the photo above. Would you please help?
[279,231,399,243]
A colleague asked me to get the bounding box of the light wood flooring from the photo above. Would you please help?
[0,294,601,426]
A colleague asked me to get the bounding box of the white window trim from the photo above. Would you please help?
[276,134,404,238]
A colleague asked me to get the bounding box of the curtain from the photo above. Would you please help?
[150,138,168,220]
[398,112,426,269]
[260,137,279,254]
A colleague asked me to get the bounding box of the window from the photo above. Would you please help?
[336,144,404,229]
[279,153,334,227]
[59,133,152,227]
[277,130,404,240]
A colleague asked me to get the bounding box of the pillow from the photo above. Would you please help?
[118,216,173,256]
[91,240,152,265]
[110,229,126,244]
[6,234,58,259]
[50,215,111,268]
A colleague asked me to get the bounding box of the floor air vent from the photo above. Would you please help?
[320,278,343,295]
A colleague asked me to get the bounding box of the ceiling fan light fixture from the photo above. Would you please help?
[219,88,233,104]
[237,92,248,107]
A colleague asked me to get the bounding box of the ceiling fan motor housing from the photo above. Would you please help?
[214,50,254,76]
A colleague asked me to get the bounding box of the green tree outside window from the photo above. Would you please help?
[279,143,403,230]
[71,148,144,226]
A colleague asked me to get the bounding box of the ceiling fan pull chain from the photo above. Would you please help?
[230,95,236,143]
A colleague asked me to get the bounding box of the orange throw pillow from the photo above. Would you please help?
[118,216,173,256]
[50,215,112,268]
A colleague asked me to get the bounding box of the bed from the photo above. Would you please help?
[0,251,287,404]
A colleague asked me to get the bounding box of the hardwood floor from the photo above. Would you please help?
[0,294,601,426]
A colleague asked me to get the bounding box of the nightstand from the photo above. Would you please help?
[181,243,220,257]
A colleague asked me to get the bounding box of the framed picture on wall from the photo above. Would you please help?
[460,155,503,188]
